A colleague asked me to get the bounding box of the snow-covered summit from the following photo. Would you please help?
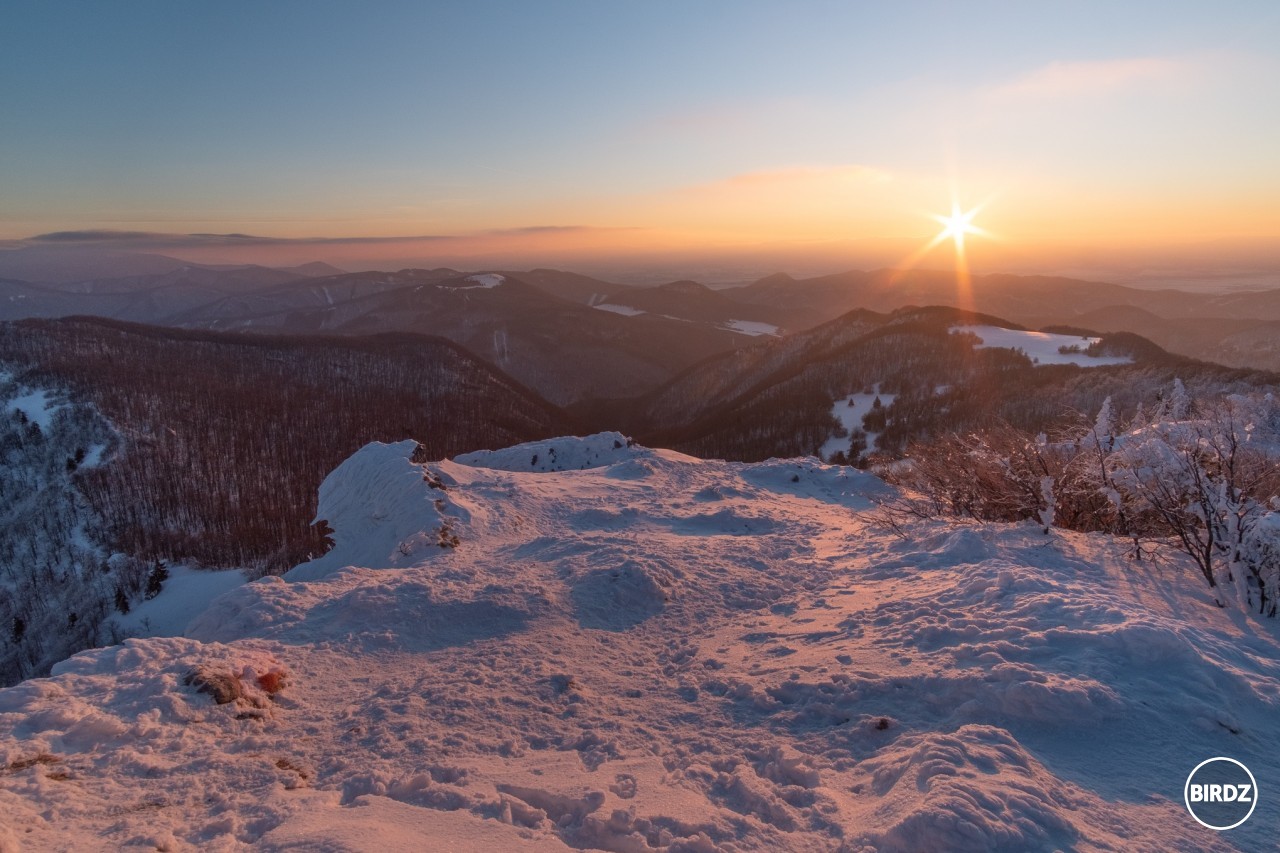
[1,436,1277,850]
[454,431,647,472]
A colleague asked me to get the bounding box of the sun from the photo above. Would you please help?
[932,202,983,246]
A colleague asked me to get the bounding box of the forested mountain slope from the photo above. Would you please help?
[172,271,761,405]
[723,268,1280,371]
[0,317,570,574]
[615,306,1280,462]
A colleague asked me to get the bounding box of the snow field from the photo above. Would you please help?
[4,388,62,429]
[591,303,646,317]
[112,565,248,639]
[719,320,780,337]
[0,435,1275,851]
[818,392,896,462]
[954,325,1133,367]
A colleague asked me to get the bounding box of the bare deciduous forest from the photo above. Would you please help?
[0,318,569,684]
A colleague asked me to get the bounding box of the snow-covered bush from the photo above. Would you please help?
[893,385,1280,615]
[1108,393,1280,614]
[888,421,1067,529]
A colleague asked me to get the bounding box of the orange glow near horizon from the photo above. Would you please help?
[9,181,1278,281]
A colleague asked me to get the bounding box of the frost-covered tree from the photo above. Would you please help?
[1129,401,1147,430]
[1169,378,1192,420]
[896,421,1064,527]
[1108,395,1280,614]
[1093,396,1116,450]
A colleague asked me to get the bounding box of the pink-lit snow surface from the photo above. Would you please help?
[2,433,1276,851]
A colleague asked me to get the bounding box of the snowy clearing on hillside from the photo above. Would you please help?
[591,302,646,317]
[589,306,780,337]
[721,319,781,337]
[5,388,62,428]
[954,325,1133,367]
[0,435,1275,851]
[818,392,895,461]
[78,443,107,467]
[112,566,248,640]
[465,274,506,289]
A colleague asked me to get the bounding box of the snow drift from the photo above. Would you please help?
[0,434,1276,851]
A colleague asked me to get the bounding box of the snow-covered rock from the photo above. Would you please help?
[287,440,461,581]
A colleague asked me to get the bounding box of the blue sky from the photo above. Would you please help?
[2,1,1278,274]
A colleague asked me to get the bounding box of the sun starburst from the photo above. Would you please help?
[884,197,993,314]
[932,202,984,247]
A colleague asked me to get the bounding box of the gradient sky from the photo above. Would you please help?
[3,1,1278,279]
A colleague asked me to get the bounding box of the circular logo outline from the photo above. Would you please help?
[1184,756,1258,831]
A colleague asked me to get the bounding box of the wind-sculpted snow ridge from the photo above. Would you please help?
[454,430,645,472]
[1,434,1277,851]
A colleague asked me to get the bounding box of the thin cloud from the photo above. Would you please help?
[13,226,655,270]
[686,164,892,194]
[27,227,631,250]
[988,57,1186,100]
[31,230,170,243]
[26,230,457,250]
[483,225,639,237]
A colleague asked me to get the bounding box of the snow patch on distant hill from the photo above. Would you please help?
[591,302,645,317]
[113,566,248,639]
[5,387,62,428]
[819,392,895,461]
[465,273,505,289]
[955,325,1133,367]
[721,319,781,337]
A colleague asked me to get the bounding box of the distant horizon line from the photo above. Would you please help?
[3,227,1278,294]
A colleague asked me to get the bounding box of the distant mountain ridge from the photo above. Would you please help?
[0,316,570,579]
[170,269,762,405]
[715,267,1280,371]
[594,279,782,329]
[721,267,1280,325]
[4,247,1280,376]
[596,304,1280,462]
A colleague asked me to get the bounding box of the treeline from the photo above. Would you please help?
[0,318,570,575]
